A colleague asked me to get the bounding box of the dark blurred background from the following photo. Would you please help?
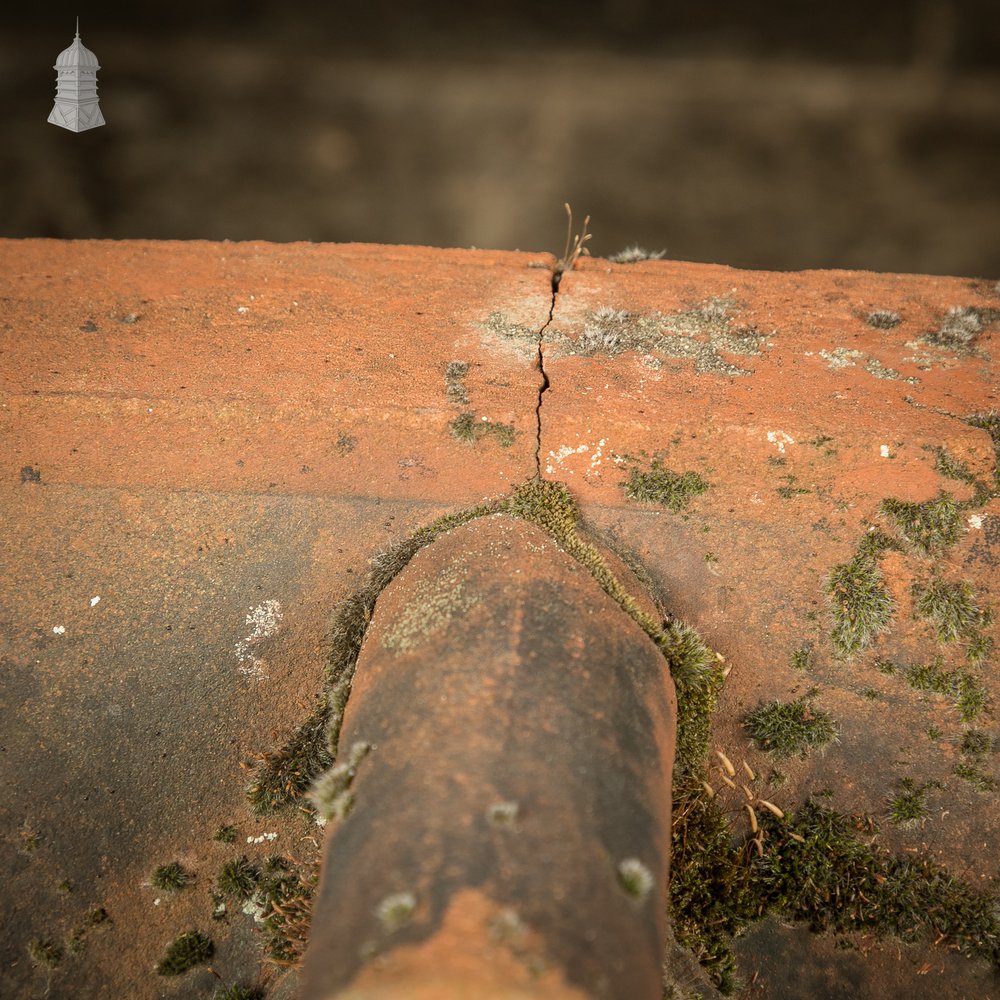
[2,1,999,275]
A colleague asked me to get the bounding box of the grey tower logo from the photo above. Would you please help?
[48,18,106,132]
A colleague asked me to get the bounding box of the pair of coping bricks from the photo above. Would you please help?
[302,515,677,1000]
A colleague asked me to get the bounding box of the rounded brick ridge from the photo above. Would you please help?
[303,514,677,1000]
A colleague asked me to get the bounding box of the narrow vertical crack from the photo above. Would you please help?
[533,286,557,477]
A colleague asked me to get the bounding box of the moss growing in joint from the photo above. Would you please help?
[156,931,214,976]
[744,697,838,758]
[880,492,962,553]
[622,463,709,512]
[245,696,333,814]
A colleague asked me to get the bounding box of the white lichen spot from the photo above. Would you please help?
[235,599,283,679]
[52,625,65,635]
[246,832,278,845]
[767,431,795,453]
[90,596,101,607]
[880,445,891,458]
[968,514,984,530]
[545,442,590,475]
[376,892,416,933]
[616,858,654,902]
[242,896,268,923]
[237,305,249,314]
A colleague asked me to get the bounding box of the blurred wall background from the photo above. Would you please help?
[2,1,998,276]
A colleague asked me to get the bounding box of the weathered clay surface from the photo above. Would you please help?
[303,515,676,1000]
[1,240,998,999]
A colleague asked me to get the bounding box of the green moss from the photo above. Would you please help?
[28,938,63,969]
[826,552,895,657]
[959,729,997,757]
[622,463,709,512]
[791,646,813,671]
[213,987,265,1000]
[151,861,192,892]
[874,657,898,675]
[880,492,962,553]
[245,696,333,814]
[744,697,838,758]
[217,857,260,900]
[448,411,516,447]
[967,411,1000,494]
[913,578,985,643]
[954,761,999,793]
[156,931,213,976]
[758,800,1000,962]
[886,778,931,828]
[904,658,989,722]
[214,824,238,843]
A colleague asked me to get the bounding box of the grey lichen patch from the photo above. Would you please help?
[866,310,902,330]
[617,857,655,902]
[553,298,765,376]
[608,246,667,263]
[819,347,864,370]
[445,360,470,405]
[923,307,985,353]
[376,892,416,933]
[480,311,539,350]
[865,358,920,384]
[382,570,478,653]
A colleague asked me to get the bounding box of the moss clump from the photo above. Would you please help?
[967,411,1000,495]
[913,578,986,644]
[376,891,417,933]
[954,761,999,793]
[608,246,667,263]
[448,412,516,447]
[213,987,265,1000]
[791,646,812,671]
[214,824,238,843]
[757,801,1000,963]
[886,778,931,828]
[156,931,213,976]
[880,492,962,553]
[960,729,998,757]
[622,463,709,512]
[826,551,895,657]
[617,858,655,901]
[923,306,985,353]
[744,697,838,758]
[151,861,192,892]
[904,658,989,722]
[28,938,63,969]
[217,857,260,900]
[866,310,901,330]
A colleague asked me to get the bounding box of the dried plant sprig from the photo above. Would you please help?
[554,203,591,287]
